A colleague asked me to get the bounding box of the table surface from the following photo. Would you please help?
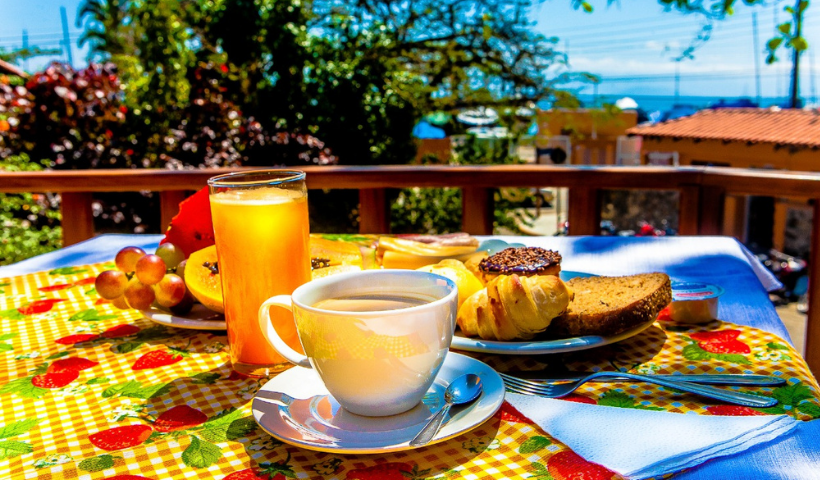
[1,234,819,480]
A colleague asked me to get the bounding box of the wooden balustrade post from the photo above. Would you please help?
[60,192,95,246]
[678,186,700,235]
[160,190,188,234]
[359,188,390,233]
[567,187,600,235]
[805,199,820,375]
[462,187,494,235]
[698,185,725,235]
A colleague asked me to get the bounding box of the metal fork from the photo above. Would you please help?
[501,371,777,408]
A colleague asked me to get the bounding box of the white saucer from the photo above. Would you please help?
[140,304,226,330]
[251,352,504,454]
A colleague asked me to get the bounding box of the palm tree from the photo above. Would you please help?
[77,0,132,58]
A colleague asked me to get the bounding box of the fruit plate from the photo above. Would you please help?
[251,352,504,454]
[140,304,226,330]
[449,270,656,355]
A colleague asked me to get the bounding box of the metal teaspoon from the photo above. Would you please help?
[410,373,483,447]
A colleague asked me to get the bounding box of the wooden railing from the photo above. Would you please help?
[2,165,820,372]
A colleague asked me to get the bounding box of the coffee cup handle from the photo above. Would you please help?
[258,296,312,369]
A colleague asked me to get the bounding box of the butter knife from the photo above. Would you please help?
[505,371,786,386]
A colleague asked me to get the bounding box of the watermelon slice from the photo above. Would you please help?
[160,187,216,258]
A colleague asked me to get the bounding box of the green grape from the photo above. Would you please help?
[154,274,187,307]
[155,243,186,269]
[124,278,155,310]
[95,270,128,300]
[135,254,166,285]
[115,246,146,273]
[176,259,187,279]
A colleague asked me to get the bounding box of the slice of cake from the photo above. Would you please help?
[547,273,672,338]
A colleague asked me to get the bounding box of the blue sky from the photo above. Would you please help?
[533,0,819,102]
[1,0,817,103]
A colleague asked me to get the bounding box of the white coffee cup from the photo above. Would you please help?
[258,269,458,416]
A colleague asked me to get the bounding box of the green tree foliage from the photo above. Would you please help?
[654,0,809,64]
[0,155,62,265]
[77,0,568,165]
[766,1,809,64]
[391,135,536,234]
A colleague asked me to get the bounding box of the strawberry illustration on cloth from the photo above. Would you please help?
[153,405,208,432]
[1,357,98,397]
[546,451,618,480]
[683,329,752,364]
[346,462,413,480]
[132,346,188,370]
[706,406,767,416]
[89,425,153,451]
[690,330,751,354]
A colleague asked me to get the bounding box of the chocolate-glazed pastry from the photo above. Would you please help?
[478,247,561,283]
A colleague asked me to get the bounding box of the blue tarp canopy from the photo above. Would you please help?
[412,120,446,139]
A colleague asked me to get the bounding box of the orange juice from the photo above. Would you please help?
[210,184,310,376]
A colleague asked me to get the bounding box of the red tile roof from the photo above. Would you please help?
[627,108,820,148]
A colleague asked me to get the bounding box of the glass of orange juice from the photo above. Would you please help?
[207,170,311,377]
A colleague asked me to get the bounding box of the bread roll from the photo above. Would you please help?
[457,274,573,341]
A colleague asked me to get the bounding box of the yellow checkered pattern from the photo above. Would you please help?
[0,262,816,480]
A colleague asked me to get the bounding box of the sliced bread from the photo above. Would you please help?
[547,273,672,338]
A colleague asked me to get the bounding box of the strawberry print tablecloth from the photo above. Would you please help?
[0,262,818,480]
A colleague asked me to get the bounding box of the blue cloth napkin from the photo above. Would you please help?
[506,393,798,479]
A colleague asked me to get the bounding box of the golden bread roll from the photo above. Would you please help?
[457,274,573,341]
[463,251,488,284]
[417,259,483,307]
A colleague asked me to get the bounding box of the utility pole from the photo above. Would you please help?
[752,13,762,105]
[22,29,28,71]
[60,6,73,67]
[775,2,782,104]
[789,0,803,108]
[812,51,817,105]
[674,60,680,103]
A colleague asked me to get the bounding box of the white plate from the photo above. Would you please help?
[450,270,654,355]
[450,317,656,355]
[251,352,504,454]
[141,304,226,330]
